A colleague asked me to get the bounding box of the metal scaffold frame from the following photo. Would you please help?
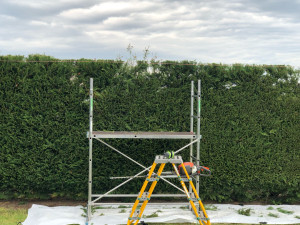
[87,78,202,223]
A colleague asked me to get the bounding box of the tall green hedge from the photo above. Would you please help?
[0,55,299,203]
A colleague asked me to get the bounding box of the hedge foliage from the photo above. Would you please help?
[0,55,299,203]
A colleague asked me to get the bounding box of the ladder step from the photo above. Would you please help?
[137,192,150,201]
[146,177,160,182]
[188,192,201,202]
[197,217,210,221]
[137,197,150,201]
[128,216,141,220]
[197,211,209,221]
[188,197,201,202]
[129,209,141,220]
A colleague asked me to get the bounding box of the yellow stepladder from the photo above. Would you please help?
[127,154,210,225]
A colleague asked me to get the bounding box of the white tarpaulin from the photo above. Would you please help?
[22,204,300,225]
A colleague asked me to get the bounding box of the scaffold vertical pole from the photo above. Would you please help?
[196,80,201,195]
[88,78,93,223]
[189,80,194,195]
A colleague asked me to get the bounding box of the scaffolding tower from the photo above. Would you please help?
[87,78,203,223]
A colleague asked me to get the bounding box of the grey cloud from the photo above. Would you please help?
[0,0,300,67]
[0,0,99,20]
[244,0,300,19]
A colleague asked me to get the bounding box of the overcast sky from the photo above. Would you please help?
[1,0,300,67]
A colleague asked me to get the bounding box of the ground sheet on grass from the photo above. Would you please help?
[22,204,300,225]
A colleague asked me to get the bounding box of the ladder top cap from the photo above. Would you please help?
[155,155,183,164]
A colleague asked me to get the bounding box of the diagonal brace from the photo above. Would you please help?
[95,138,198,194]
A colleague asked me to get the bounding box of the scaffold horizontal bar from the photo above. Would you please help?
[109,174,180,179]
[90,202,193,206]
[91,194,186,198]
[88,131,196,139]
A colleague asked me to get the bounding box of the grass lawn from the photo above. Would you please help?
[0,207,28,225]
[1,207,299,225]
